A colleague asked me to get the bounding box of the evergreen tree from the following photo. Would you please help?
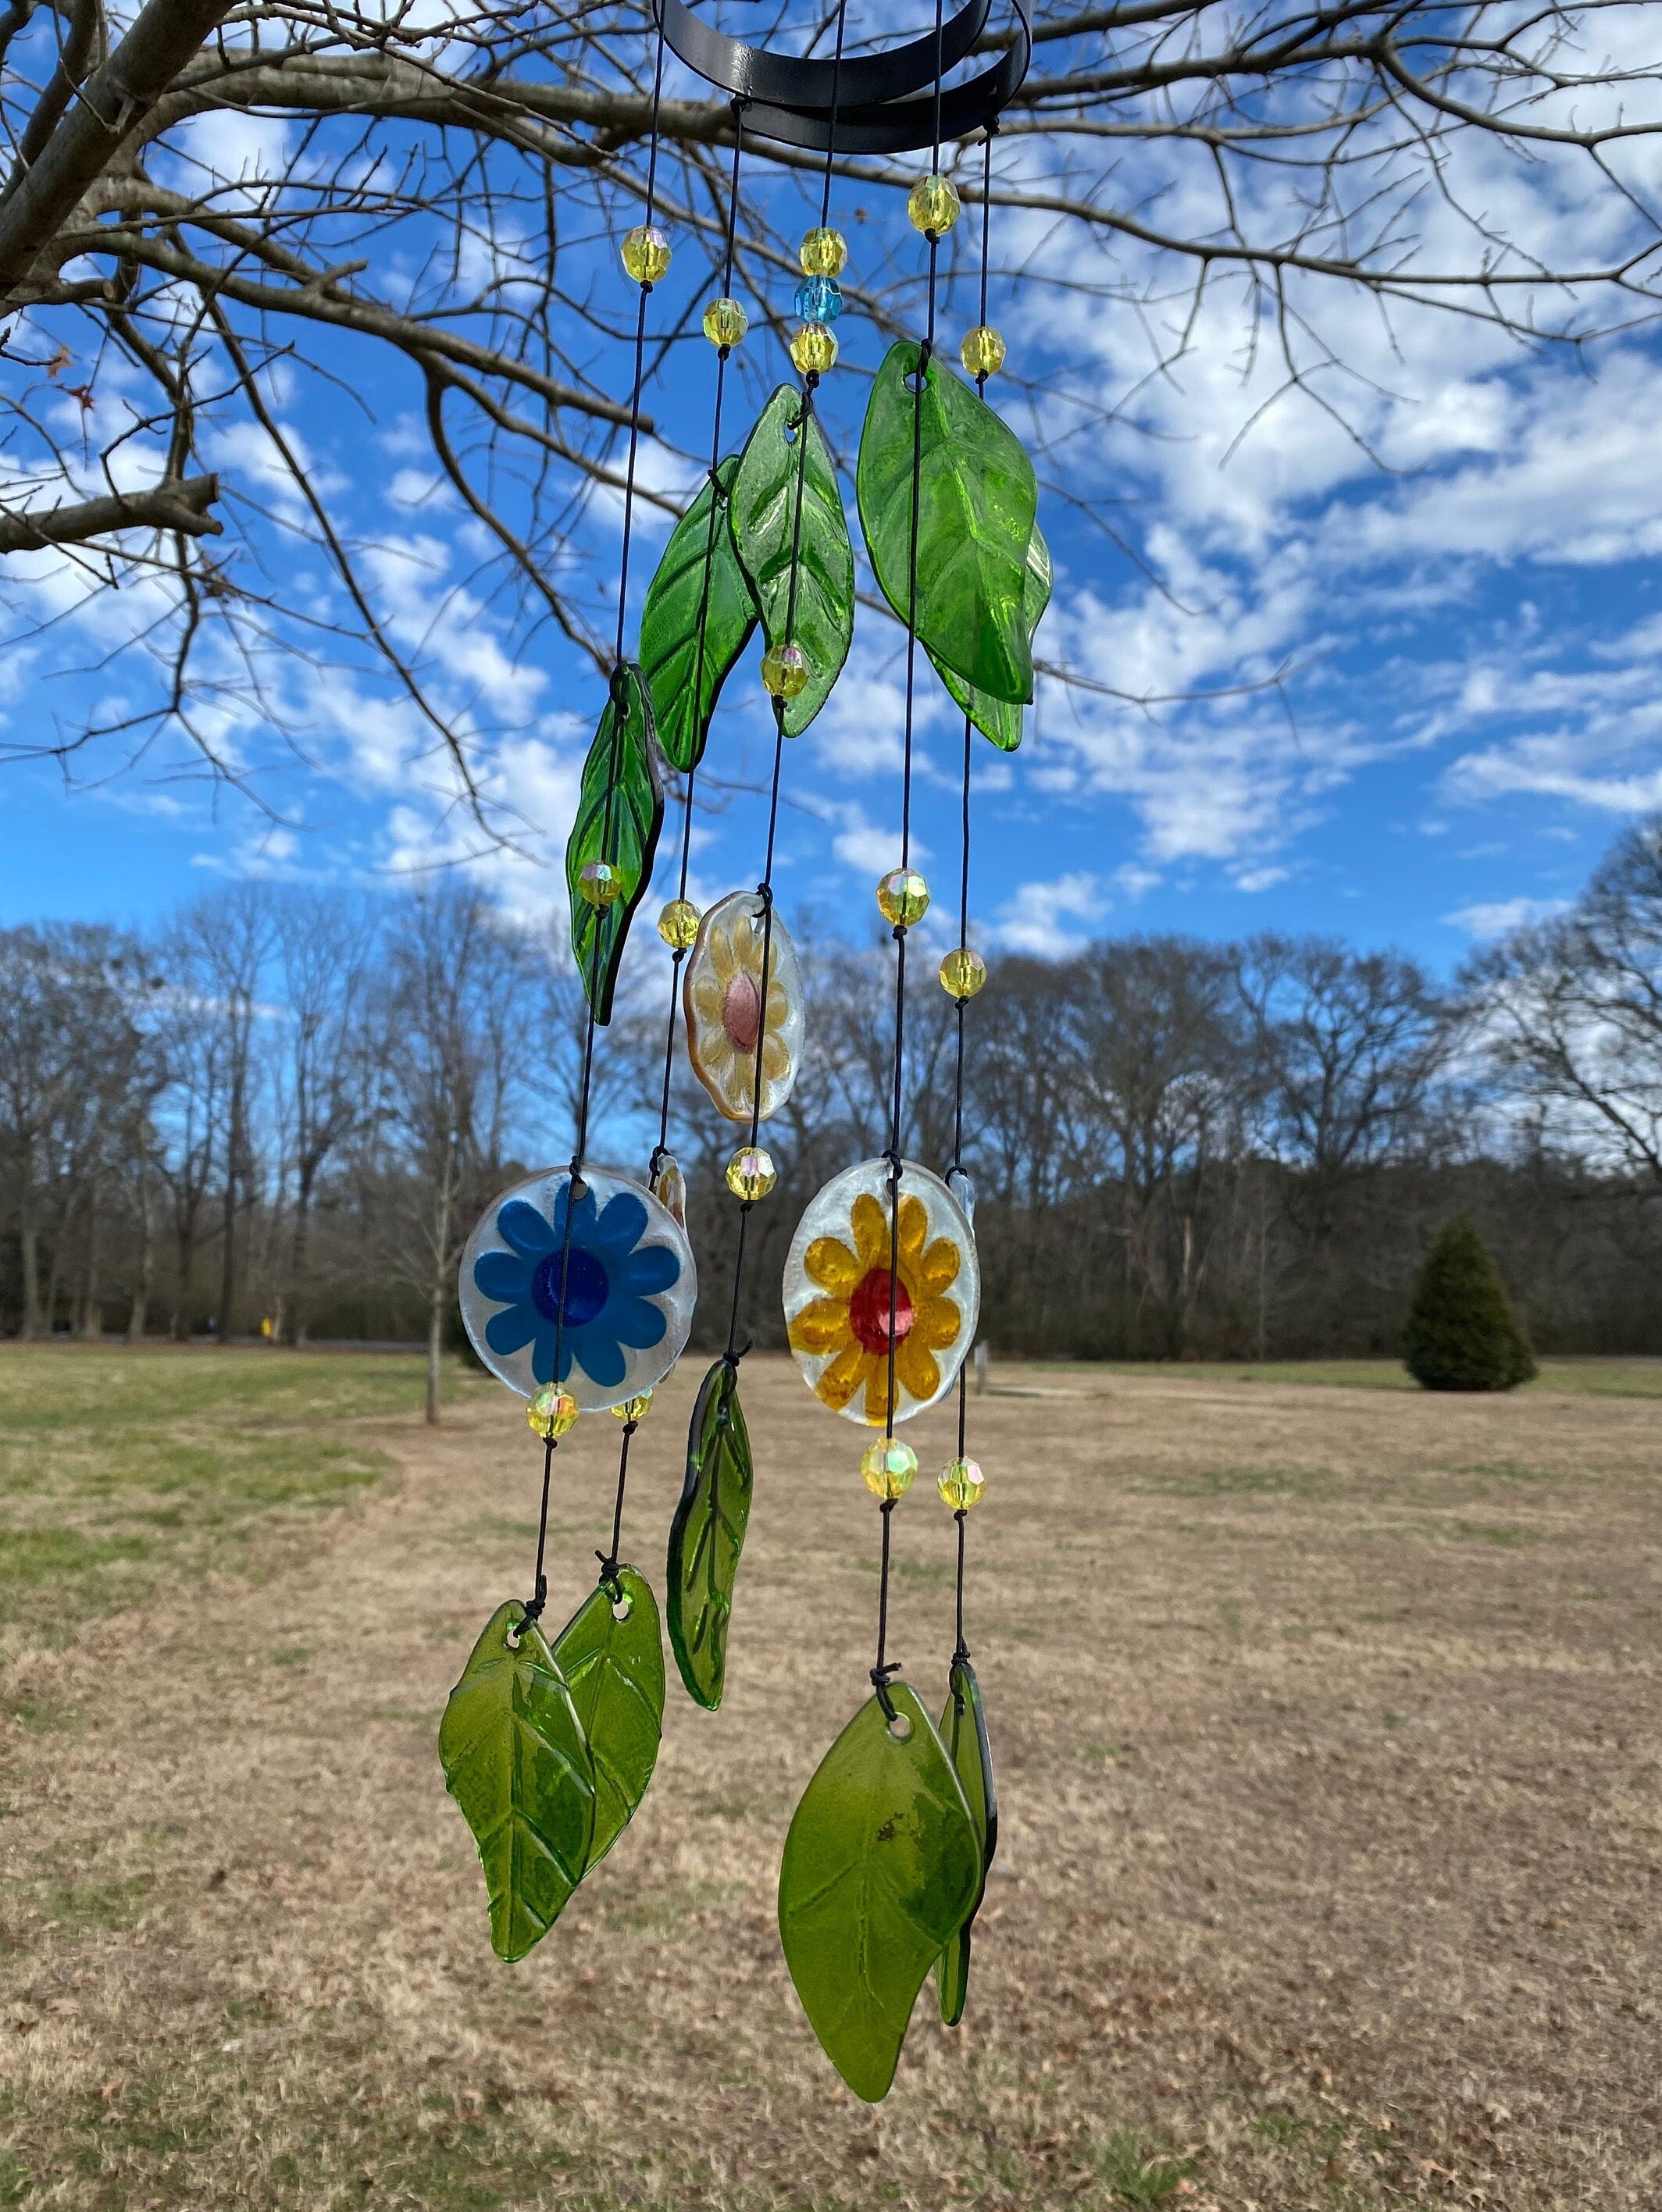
[1403,1216,1537,1391]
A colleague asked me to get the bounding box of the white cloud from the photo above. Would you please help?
[991,870,1110,957]
[1444,896,1571,939]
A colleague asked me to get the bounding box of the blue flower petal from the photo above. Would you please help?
[474,1249,533,1302]
[530,1318,562,1385]
[619,1241,679,1295]
[497,1200,555,1258]
[567,1322,627,1390]
[485,1302,538,1355]
[552,1180,600,1245]
[608,1296,667,1351]
[593,1192,649,1255]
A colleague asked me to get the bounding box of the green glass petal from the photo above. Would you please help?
[438,1601,597,1963]
[729,385,854,736]
[565,663,665,1024]
[551,1565,665,1874]
[858,339,1038,707]
[639,456,758,772]
[928,522,1052,752]
[778,1681,981,2102]
[935,1656,998,2025]
[665,1359,754,1711]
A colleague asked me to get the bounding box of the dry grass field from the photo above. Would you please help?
[2,1344,1660,2211]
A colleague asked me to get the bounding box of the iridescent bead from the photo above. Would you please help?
[527,1384,579,1441]
[703,296,747,349]
[937,1455,985,1511]
[726,1145,776,1201]
[790,322,838,376]
[658,897,700,949]
[761,642,809,699]
[861,1438,918,1501]
[876,867,929,927]
[651,1152,687,1225]
[794,276,843,325]
[947,1167,976,1222]
[578,860,622,907]
[622,225,671,283]
[612,1392,654,1423]
[940,946,987,999]
[960,325,1006,379]
[799,226,848,278]
[908,174,961,237]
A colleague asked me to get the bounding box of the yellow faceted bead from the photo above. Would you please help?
[790,322,838,376]
[761,642,809,700]
[578,860,622,907]
[937,1455,986,1511]
[726,1145,776,1201]
[658,897,700,949]
[876,867,929,927]
[960,325,1006,379]
[940,946,987,999]
[622,225,671,283]
[527,1384,579,1441]
[908,173,961,237]
[799,226,848,278]
[612,1392,654,1423]
[861,1438,918,1501]
[703,296,747,349]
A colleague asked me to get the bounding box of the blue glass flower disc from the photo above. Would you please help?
[459,1163,697,1410]
[794,275,843,324]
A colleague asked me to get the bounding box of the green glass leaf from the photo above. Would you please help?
[778,1681,981,2102]
[551,1564,665,1873]
[438,1601,597,1963]
[665,1359,754,1711]
[729,385,854,736]
[565,663,665,1024]
[639,457,758,772]
[927,522,1052,752]
[935,1656,998,2026]
[858,339,1038,707]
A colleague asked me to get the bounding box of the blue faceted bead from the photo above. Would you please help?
[794,276,843,325]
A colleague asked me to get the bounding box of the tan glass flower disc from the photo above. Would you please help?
[683,890,805,1125]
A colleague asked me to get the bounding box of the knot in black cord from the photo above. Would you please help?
[722,1337,752,1372]
[607,664,630,705]
[869,1658,902,1721]
[595,1550,621,1593]
[520,1576,547,1626]
[753,879,774,910]
[891,921,907,944]
[883,1148,903,1189]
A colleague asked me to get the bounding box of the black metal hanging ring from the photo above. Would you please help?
[654,0,1031,155]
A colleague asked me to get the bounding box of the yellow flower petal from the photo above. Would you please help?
[690,974,725,1023]
[817,1343,869,1412]
[896,1335,940,1404]
[917,1236,961,1296]
[730,910,756,972]
[851,1192,890,1270]
[708,925,735,984]
[863,1362,897,1425]
[805,1234,862,1295]
[790,1297,854,1355]
[897,1193,929,1260]
[761,1033,790,1079]
[912,1295,961,1352]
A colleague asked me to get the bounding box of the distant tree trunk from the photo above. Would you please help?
[173,1216,195,1340]
[79,1184,102,1338]
[287,1165,316,1345]
[217,1161,237,1341]
[426,1151,455,1426]
[18,1184,42,1339]
[129,1169,153,1343]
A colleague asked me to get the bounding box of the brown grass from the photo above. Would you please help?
[2,1349,1660,2210]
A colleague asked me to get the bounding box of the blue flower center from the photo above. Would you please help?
[530,1245,608,1328]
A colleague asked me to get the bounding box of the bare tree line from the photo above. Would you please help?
[9,819,1662,1379]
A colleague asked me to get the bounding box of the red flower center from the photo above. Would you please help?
[848,1266,914,1355]
[722,971,761,1053]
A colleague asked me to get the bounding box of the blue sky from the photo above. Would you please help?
[6,46,1662,980]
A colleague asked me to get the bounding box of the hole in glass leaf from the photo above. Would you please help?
[903,370,928,394]
[612,1594,633,1622]
[784,422,800,444]
[886,1712,912,1742]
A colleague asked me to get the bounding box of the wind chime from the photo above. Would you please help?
[446,0,1043,2104]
